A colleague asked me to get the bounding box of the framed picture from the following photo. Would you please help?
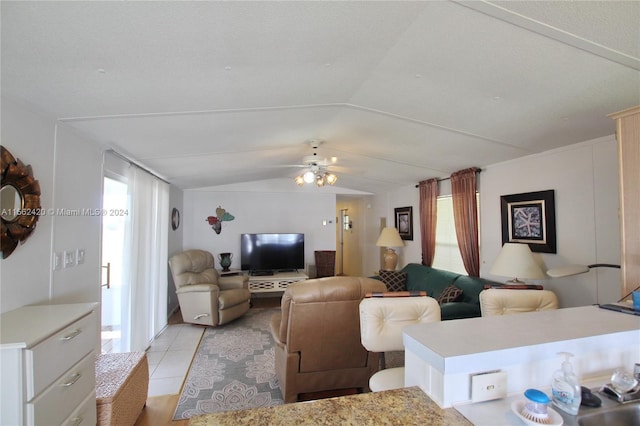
[500,190,556,253]
[394,206,413,240]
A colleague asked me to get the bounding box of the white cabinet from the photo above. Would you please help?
[1,303,99,426]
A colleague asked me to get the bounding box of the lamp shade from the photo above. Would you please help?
[376,227,404,248]
[489,243,547,283]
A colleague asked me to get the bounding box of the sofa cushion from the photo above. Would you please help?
[451,275,487,305]
[440,302,481,320]
[378,270,407,292]
[402,263,459,299]
[436,285,463,304]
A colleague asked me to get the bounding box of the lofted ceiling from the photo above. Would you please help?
[2,1,639,194]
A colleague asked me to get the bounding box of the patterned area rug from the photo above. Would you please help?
[173,308,284,420]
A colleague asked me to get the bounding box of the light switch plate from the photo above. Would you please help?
[471,370,508,402]
[64,250,76,268]
[53,252,63,270]
[76,249,85,265]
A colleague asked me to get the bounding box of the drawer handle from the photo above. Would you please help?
[61,329,82,340]
[194,313,210,320]
[60,373,81,387]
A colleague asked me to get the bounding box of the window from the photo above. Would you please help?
[432,194,479,275]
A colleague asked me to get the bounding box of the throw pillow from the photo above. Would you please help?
[379,270,407,292]
[437,285,463,304]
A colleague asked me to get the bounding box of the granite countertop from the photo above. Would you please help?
[188,386,472,425]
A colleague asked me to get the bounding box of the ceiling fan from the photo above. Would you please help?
[292,140,339,187]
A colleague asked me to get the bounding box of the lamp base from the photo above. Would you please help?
[382,248,398,271]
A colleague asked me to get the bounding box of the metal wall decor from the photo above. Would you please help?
[206,205,235,234]
[171,207,180,230]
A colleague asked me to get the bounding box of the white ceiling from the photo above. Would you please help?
[2,1,639,193]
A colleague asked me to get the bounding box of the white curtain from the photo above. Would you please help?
[121,166,169,352]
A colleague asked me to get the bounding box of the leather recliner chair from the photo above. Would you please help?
[168,249,251,326]
[270,276,386,403]
[479,289,559,316]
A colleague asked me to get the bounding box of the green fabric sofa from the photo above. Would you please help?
[399,263,503,321]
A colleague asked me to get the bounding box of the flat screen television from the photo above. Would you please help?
[240,233,305,274]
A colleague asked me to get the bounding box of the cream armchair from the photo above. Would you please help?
[479,289,559,316]
[168,249,251,326]
[359,294,441,391]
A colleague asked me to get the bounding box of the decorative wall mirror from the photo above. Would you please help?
[1,146,41,259]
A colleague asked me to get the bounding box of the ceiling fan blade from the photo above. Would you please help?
[326,165,360,174]
[255,164,307,169]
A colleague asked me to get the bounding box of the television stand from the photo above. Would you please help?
[250,270,274,276]
[248,271,308,293]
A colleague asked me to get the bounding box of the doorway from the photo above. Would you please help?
[336,197,364,277]
[101,176,128,353]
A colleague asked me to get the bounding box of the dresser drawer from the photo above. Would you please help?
[26,310,97,399]
[62,391,97,426]
[27,352,96,426]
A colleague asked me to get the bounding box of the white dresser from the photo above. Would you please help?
[1,303,99,426]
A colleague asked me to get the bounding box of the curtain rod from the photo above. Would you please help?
[106,149,171,185]
[415,168,481,188]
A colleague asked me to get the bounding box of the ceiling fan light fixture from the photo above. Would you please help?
[303,170,315,183]
[325,173,338,185]
[293,141,340,188]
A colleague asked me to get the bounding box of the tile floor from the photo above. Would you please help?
[145,323,204,397]
[140,296,280,397]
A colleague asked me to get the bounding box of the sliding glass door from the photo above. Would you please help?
[101,152,169,353]
[101,176,128,353]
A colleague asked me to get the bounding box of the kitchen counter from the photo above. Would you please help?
[188,386,472,425]
[403,305,640,407]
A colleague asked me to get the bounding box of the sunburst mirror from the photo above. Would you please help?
[1,146,41,259]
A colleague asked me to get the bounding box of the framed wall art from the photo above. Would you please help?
[500,189,556,253]
[394,206,413,240]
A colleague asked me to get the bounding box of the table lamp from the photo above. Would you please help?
[489,243,547,283]
[376,227,405,271]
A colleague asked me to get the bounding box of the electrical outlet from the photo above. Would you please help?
[76,249,85,265]
[471,370,508,402]
[64,250,76,268]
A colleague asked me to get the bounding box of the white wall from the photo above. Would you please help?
[1,99,57,312]
[364,135,620,309]
[50,123,103,304]
[481,136,620,307]
[183,190,337,272]
[167,185,184,313]
[1,99,103,313]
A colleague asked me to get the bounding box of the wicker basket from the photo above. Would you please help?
[95,352,149,426]
[314,250,336,278]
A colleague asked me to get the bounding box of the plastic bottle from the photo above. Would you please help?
[551,352,582,415]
